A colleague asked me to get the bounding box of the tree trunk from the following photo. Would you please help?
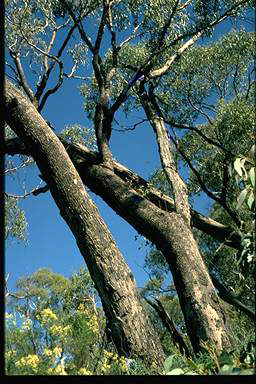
[68,143,232,354]
[138,84,232,355]
[5,123,235,354]
[4,80,165,368]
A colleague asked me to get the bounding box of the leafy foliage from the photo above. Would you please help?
[59,124,97,149]
[5,195,28,243]
[6,268,147,375]
[163,338,255,375]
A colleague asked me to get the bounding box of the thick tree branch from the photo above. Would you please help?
[138,83,191,224]
[4,136,242,250]
[9,51,37,106]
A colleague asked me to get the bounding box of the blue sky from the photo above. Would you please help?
[5,6,253,295]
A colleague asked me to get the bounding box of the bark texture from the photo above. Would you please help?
[71,149,232,354]
[5,136,242,250]
[4,80,165,368]
[6,131,247,351]
[5,80,234,356]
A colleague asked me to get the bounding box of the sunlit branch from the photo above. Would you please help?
[149,31,203,79]
[4,179,47,199]
[118,24,143,49]
[148,0,250,79]
[5,157,34,174]
[35,21,77,102]
[63,73,92,80]
[65,63,78,78]
[45,27,57,69]
[138,82,191,223]
[178,0,193,11]
[18,22,63,64]
[9,51,35,104]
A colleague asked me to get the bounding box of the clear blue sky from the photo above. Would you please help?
[5,8,252,295]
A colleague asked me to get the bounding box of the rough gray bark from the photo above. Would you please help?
[73,142,232,354]
[4,80,165,368]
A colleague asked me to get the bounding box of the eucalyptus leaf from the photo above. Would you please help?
[166,368,184,375]
[248,167,255,187]
[247,190,255,211]
[236,188,248,210]
[219,364,233,374]
[163,355,175,373]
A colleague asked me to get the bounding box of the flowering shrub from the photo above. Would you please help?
[5,268,147,375]
[15,354,40,374]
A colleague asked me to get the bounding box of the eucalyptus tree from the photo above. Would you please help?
[4,0,254,362]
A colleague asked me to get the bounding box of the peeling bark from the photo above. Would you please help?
[139,85,191,224]
[136,84,231,353]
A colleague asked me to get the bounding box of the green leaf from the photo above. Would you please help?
[236,188,248,210]
[166,368,184,375]
[247,190,255,211]
[248,144,255,161]
[219,364,233,374]
[248,167,255,187]
[234,158,244,177]
[184,371,198,375]
[164,355,174,373]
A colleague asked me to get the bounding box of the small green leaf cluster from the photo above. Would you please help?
[5,196,28,244]
[5,268,153,375]
[230,145,255,278]
[233,144,255,212]
[59,124,97,149]
[163,338,255,375]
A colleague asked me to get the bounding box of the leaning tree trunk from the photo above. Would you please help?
[139,86,231,355]
[4,80,165,369]
[5,117,233,355]
[71,143,232,355]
